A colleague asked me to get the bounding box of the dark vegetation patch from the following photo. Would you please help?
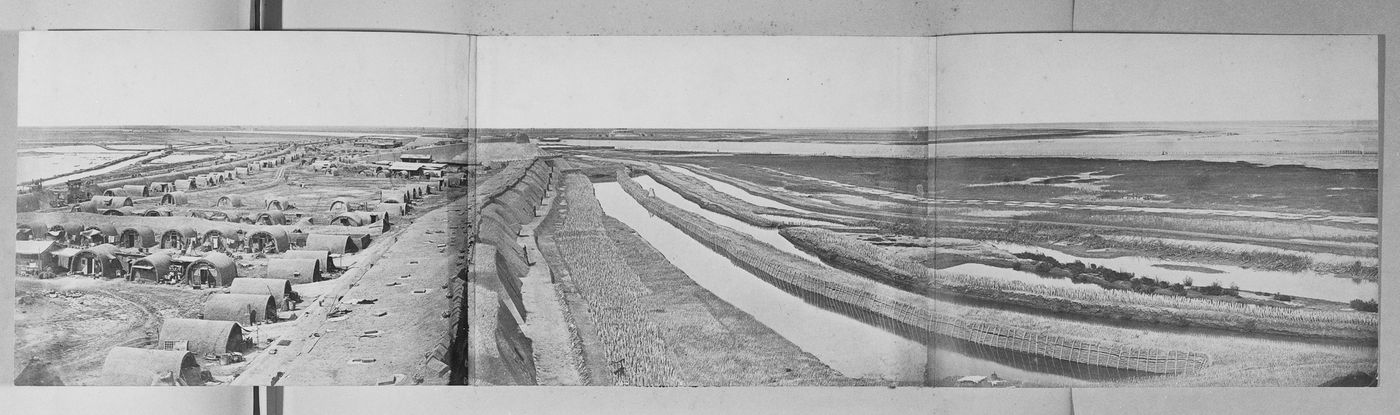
[932,158,1377,215]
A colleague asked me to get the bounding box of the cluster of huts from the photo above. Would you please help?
[14,215,364,285]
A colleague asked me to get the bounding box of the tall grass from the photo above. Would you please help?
[1019,211,1376,243]
[617,170,1213,374]
[784,226,1377,340]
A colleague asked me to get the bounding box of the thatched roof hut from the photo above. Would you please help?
[284,250,332,272]
[203,293,277,325]
[132,252,172,282]
[304,234,357,255]
[97,347,202,386]
[161,192,189,206]
[228,278,294,310]
[265,258,322,284]
[187,252,238,287]
[214,195,244,208]
[158,318,244,355]
[247,228,290,253]
[117,225,157,248]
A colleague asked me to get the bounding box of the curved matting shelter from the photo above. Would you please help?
[117,225,157,248]
[380,189,407,204]
[160,226,197,249]
[327,197,350,212]
[255,211,286,226]
[228,278,294,310]
[247,228,290,253]
[265,258,322,284]
[90,196,134,208]
[71,244,121,278]
[187,252,238,287]
[331,211,376,226]
[283,250,332,272]
[214,195,244,208]
[158,318,244,355]
[265,197,290,211]
[202,293,277,325]
[131,252,173,282]
[98,347,202,386]
[304,234,357,255]
[71,201,98,214]
[199,225,243,250]
[161,192,189,206]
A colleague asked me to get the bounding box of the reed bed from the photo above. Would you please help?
[636,164,861,228]
[616,170,1210,374]
[546,173,684,386]
[782,226,1377,340]
[1020,211,1377,243]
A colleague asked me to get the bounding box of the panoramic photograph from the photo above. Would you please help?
[10,32,1378,388]
[11,31,482,386]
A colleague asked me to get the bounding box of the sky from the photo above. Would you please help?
[477,36,933,129]
[19,31,474,128]
[936,33,1379,126]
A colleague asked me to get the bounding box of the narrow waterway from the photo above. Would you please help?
[630,175,825,264]
[597,178,1154,385]
[593,182,928,382]
[991,242,1378,303]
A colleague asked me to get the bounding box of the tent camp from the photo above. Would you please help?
[247,228,290,253]
[304,234,358,255]
[202,293,277,325]
[158,318,244,355]
[97,347,202,386]
[117,225,157,248]
[187,252,238,287]
[160,226,197,249]
[161,192,190,206]
[131,252,173,282]
[228,278,295,310]
[265,258,322,284]
[71,244,121,278]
